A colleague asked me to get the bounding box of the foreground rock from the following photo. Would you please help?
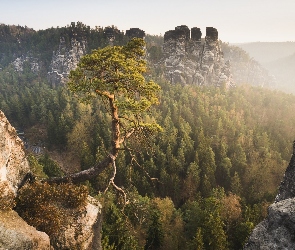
[0,110,30,195]
[0,110,102,249]
[52,196,102,250]
[244,144,295,249]
[0,210,51,250]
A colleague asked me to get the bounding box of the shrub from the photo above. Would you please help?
[0,182,15,211]
[38,154,64,178]
[16,182,88,236]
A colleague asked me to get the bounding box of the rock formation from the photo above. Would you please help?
[12,55,40,73]
[0,110,50,249]
[221,43,277,88]
[0,210,51,250]
[52,196,102,250]
[244,142,295,249]
[47,37,87,87]
[126,28,145,39]
[0,110,30,195]
[163,25,233,87]
[0,110,102,250]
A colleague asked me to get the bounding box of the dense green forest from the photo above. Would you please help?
[0,62,294,249]
[0,23,294,249]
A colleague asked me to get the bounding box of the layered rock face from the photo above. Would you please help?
[0,110,102,250]
[244,143,295,249]
[163,25,233,87]
[47,37,87,87]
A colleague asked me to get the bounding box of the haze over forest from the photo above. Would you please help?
[1,1,295,248]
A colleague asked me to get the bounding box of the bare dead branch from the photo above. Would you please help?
[125,145,161,186]
[104,155,128,205]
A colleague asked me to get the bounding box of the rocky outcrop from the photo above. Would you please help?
[0,110,50,249]
[0,110,102,249]
[52,196,102,250]
[0,110,30,195]
[126,28,145,39]
[12,55,40,73]
[47,37,87,87]
[163,25,233,87]
[244,142,295,249]
[0,210,51,250]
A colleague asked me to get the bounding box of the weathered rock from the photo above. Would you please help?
[163,25,233,87]
[52,196,102,250]
[47,37,87,87]
[0,110,30,195]
[275,147,295,202]
[244,198,295,249]
[0,110,102,249]
[244,143,295,249]
[0,210,51,250]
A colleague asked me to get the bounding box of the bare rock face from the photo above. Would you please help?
[0,210,51,250]
[12,55,40,73]
[0,110,51,249]
[47,37,87,87]
[163,25,233,87]
[0,110,30,195]
[52,196,102,250]
[244,143,295,249]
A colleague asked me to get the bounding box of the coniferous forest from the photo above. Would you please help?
[0,23,295,249]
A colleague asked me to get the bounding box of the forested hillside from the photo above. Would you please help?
[1,22,295,249]
[0,55,294,248]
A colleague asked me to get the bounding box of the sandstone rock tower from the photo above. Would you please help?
[163,25,232,87]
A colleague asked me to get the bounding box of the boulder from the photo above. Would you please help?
[0,210,51,250]
[0,110,102,249]
[244,198,295,249]
[52,196,102,250]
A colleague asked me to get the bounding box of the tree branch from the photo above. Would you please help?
[104,155,128,205]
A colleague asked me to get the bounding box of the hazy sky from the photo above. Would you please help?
[1,0,295,43]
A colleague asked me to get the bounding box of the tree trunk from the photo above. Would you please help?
[47,96,120,184]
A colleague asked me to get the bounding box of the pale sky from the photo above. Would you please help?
[1,0,295,43]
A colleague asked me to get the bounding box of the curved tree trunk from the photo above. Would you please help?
[47,96,120,184]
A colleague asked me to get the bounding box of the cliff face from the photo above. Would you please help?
[163,26,233,87]
[0,110,30,194]
[0,110,50,249]
[0,110,102,250]
[2,23,277,89]
[47,37,87,87]
[244,143,295,249]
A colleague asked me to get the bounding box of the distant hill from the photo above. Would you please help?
[234,42,295,93]
[235,42,295,63]
[264,52,295,93]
